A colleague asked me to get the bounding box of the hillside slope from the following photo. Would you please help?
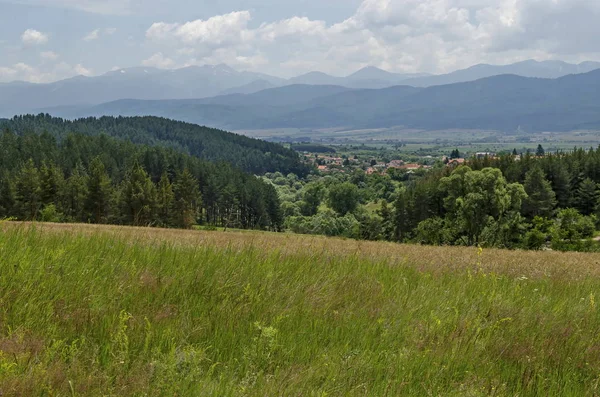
[2,222,600,395]
[0,114,309,176]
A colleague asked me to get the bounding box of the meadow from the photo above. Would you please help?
[2,222,600,396]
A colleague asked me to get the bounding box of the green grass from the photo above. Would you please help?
[2,224,600,395]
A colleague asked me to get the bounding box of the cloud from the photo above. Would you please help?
[143,0,600,76]
[40,51,59,61]
[83,28,117,41]
[0,61,94,83]
[74,64,93,76]
[142,52,175,69]
[21,29,48,46]
[83,29,100,41]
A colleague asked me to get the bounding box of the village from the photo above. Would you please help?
[303,150,499,175]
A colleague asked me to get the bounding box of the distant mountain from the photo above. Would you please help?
[0,64,286,117]
[220,79,277,95]
[289,67,430,89]
[4,59,600,119]
[48,69,600,133]
[403,60,600,87]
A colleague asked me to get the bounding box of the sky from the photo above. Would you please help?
[1,0,600,83]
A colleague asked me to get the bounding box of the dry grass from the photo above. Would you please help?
[6,221,599,280]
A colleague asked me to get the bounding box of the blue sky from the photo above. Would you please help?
[2,0,600,83]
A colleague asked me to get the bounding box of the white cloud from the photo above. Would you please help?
[83,29,100,41]
[74,64,93,76]
[142,52,175,69]
[21,29,48,46]
[40,51,59,61]
[83,27,117,41]
[142,0,600,76]
[0,61,94,83]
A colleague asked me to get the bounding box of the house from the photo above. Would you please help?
[400,163,422,170]
[387,160,405,169]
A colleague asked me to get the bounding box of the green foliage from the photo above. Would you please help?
[172,169,201,229]
[1,114,309,176]
[327,182,360,215]
[0,127,282,231]
[15,159,41,221]
[522,166,556,219]
[552,208,597,251]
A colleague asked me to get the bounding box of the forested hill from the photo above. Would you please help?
[0,114,309,176]
[0,128,282,230]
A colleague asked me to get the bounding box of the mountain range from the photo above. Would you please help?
[44,68,600,133]
[2,59,600,118]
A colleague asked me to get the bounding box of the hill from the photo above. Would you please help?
[0,115,309,176]
[53,70,600,132]
[2,222,600,395]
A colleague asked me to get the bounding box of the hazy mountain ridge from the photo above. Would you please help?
[47,69,600,133]
[3,59,600,117]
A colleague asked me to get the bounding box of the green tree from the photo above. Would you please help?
[85,157,112,224]
[300,182,324,216]
[327,182,360,215]
[522,166,556,219]
[439,167,526,245]
[0,171,15,218]
[15,159,41,220]
[172,169,201,229]
[536,144,545,157]
[39,161,64,206]
[61,163,88,222]
[156,172,175,227]
[121,164,157,226]
[575,178,599,216]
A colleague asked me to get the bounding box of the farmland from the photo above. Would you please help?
[2,222,600,395]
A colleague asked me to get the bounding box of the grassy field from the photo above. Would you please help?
[2,222,600,395]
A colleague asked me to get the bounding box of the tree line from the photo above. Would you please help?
[0,129,282,230]
[0,114,311,177]
[273,148,600,252]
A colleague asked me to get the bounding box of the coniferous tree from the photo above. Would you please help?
[85,157,112,224]
[536,144,545,157]
[156,172,175,227]
[40,161,64,206]
[172,168,201,229]
[575,178,599,216]
[522,166,557,219]
[121,164,157,226]
[61,163,88,222]
[0,171,16,218]
[15,159,41,220]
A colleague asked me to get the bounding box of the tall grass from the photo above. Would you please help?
[1,223,600,395]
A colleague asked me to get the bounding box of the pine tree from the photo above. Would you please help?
[523,166,557,219]
[121,164,157,226]
[575,178,599,216]
[0,171,16,218]
[536,144,545,157]
[40,161,64,206]
[156,172,175,227]
[61,163,88,222]
[172,169,201,229]
[85,157,112,224]
[15,159,41,220]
